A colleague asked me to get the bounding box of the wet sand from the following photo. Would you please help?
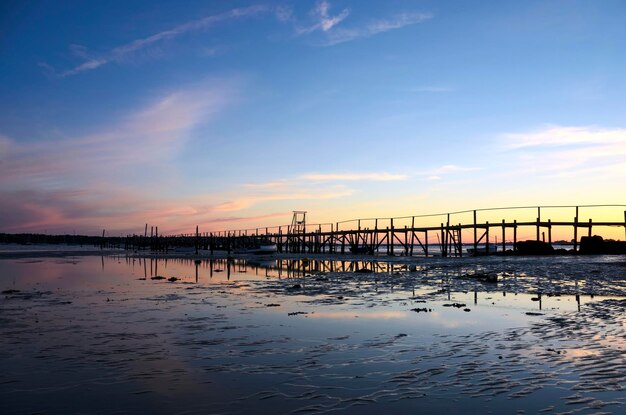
[1,253,624,414]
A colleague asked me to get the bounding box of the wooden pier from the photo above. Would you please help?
[129,204,626,257]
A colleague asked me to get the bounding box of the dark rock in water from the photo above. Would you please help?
[354,268,373,274]
[265,303,280,307]
[411,307,431,313]
[315,276,329,282]
[525,312,543,316]
[288,284,302,290]
[408,264,418,272]
[462,273,498,283]
[515,240,555,255]
[442,303,466,308]
[151,276,166,280]
[288,311,308,316]
[463,308,471,312]
[531,297,540,301]
[580,235,626,254]
[167,277,179,282]
[1,289,20,294]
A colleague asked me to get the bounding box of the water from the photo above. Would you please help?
[1,254,625,414]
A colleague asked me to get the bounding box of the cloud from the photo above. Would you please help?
[417,165,481,177]
[323,12,433,46]
[297,1,350,34]
[214,187,354,212]
[49,5,267,77]
[502,125,626,177]
[503,125,626,149]
[0,80,243,233]
[301,172,408,181]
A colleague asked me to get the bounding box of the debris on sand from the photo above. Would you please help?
[442,303,466,308]
[460,273,498,283]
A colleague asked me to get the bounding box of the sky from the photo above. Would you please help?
[1,0,625,236]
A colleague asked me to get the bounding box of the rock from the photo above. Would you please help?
[167,277,179,282]
[1,289,20,294]
[411,307,430,313]
[151,276,166,280]
[265,303,280,307]
[463,308,471,312]
[289,284,302,290]
[580,235,626,254]
[515,240,555,255]
[442,303,466,308]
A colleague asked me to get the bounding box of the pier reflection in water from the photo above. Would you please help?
[0,254,624,415]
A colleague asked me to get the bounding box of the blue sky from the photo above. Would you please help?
[1,0,625,235]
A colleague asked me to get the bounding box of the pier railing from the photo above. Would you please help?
[126,204,626,257]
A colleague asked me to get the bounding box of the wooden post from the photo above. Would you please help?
[485,221,490,254]
[473,210,478,253]
[536,206,541,241]
[513,220,517,251]
[548,219,552,246]
[501,219,506,253]
[410,216,415,256]
[588,218,592,237]
[440,223,446,257]
[574,206,579,252]
[390,219,395,256]
[424,230,429,257]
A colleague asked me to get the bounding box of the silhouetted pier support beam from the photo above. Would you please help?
[548,219,552,246]
[502,219,506,252]
[485,221,490,254]
[536,206,541,241]
[440,223,446,257]
[588,218,592,237]
[574,206,579,252]
[473,210,478,253]
[195,225,199,255]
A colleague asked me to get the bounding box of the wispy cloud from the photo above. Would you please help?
[47,6,267,77]
[0,80,243,233]
[415,165,481,181]
[214,187,353,212]
[296,1,350,34]
[502,125,626,177]
[301,172,408,181]
[323,12,433,46]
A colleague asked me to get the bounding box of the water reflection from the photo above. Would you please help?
[1,255,625,415]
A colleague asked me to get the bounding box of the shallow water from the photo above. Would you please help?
[1,255,625,414]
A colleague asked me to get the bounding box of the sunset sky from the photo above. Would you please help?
[1,0,625,236]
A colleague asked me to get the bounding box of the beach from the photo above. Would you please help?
[1,249,624,414]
